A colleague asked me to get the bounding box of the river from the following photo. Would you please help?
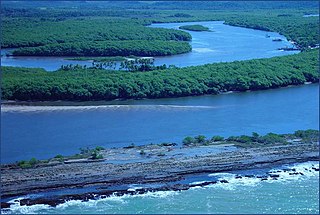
[1,21,299,71]
[1,84,318,163]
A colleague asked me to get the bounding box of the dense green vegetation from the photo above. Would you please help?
[12,40,192,57]
[179,24,211,32]
[2,50,318,101]
[1,18,191,49]
[1,2,318,52]
[224,15,319,50]
[17,158,41,168]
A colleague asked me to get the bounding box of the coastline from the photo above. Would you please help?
[1,141,318,208]
[1,83,318,111]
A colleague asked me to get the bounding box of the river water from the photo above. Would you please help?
[1,21,298,71]
[1,84,318,163]
[1,21,318,214]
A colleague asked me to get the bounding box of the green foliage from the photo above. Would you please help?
[211,136,224,142]
[182,136,196,146]
[29,157,38,166]
[170,13,193,18]
[194,135,206,143]
[252,132,260,140]
[227,132,287,145]
[2,18,191,48]
[2,50,318,101]
[258,133,286,144]
[95,146,105,151]
[12,40,192,57]
[224,14,319,50]
[183,135,209,146]
[54,154,64,159]
[1,3,318,50]
[17,158,39,168]
[91,150,103,160]
[179,24,210,32]
[294,129,319,142]
[120,58,168,72]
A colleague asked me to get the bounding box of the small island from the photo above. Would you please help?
[179,24,211,32]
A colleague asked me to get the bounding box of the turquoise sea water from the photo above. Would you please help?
[2,161,319,214]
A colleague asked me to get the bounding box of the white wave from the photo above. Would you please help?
[205,161,319,190]
[2,190,178,214]
[189,181,210,185]
[3,198,51,214]
[3,162,318,213]
[208,172,234,177]
[266,161,319,183]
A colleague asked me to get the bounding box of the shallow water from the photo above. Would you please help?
[1,84,318,163]
[1,21,298,71]
[2,161,319,214]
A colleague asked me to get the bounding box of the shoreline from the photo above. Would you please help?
[2,159,319,210]
[1,141,319,207]
[1,83,318,111]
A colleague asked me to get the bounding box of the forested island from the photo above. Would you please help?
[179,24,211,31]
[12,40,192,57]
[2,50,318,101]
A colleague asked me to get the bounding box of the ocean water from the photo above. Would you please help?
[2,161,319,214]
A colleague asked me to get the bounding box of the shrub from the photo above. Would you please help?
[182,136,195,145]
[54,154,64,159]
[29,158,38,166]
[258,133,286,144]
[211,135,224,142]
[194,135,206,143]
[91,150,103,160]
[95,146,105,151]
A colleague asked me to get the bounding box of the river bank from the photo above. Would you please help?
[1,135,318,208]
[1,82,316,110]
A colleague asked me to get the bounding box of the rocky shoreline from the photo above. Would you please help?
[1,141,319,208]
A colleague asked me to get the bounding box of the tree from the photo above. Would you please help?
[183,136,195,145]
[211,135,224,142]
[195,135,206,143]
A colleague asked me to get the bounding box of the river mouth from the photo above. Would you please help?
[1,21,299,71]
